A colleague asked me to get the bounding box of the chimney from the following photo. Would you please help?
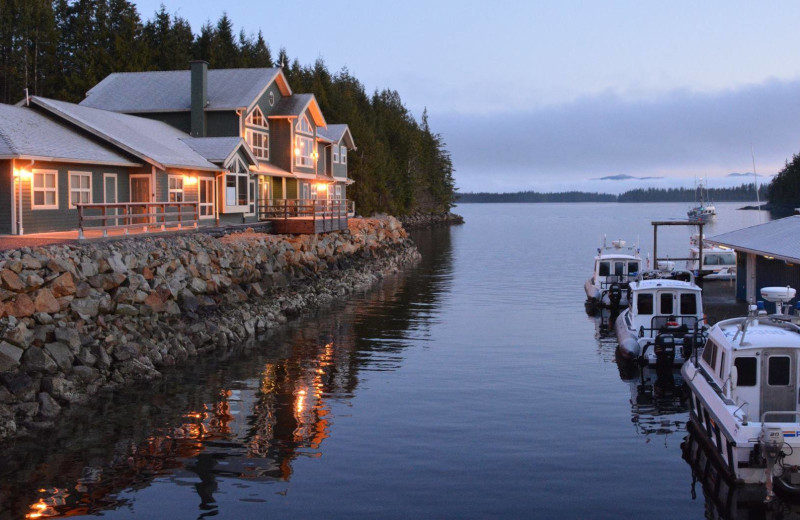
[190,60,208,137]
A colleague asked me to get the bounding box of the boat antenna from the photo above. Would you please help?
[751,145,763,224]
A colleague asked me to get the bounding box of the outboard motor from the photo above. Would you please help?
[654,334,676,380]
[681,329,705,360]
[608,284,622,307]
[761,425,785,502]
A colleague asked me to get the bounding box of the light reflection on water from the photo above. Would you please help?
[0,202,787,519]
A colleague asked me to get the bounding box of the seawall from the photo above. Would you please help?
[0,217,419,440]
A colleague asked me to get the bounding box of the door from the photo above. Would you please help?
[199,178,214,219]
[104,174,118,224]
[761,351,796,422]
[130,176,150,224]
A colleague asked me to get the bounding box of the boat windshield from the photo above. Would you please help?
[703,253,735,266]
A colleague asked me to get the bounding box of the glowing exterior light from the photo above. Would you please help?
[294,147,300,156]
[13,169,32,179]
[184,175,198,186]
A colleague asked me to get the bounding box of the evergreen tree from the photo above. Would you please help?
[209,13,237,68]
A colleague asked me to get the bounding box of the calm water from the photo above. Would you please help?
[0,202,786,519]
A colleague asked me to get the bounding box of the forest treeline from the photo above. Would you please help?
[0,0,455,215]
[458,183,767,203]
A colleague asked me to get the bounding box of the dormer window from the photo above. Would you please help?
[245,107,269,160]
[332,145,339,163]
[340,145,347,165]
[295,114,314,168]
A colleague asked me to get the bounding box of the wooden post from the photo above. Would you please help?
[124,205,130,235]
[78,205,84,240]
[161,203,166,231]
[102,206,108,237]
[653,225,658,269]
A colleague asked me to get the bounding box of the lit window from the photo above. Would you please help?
[32,170,58,209]
[224,158,251,212]
[340,145,347,164]
[296,114,312,134]
[295,135,313,167]
[246,107,267,128]
[168,175,184,202]
[332,145,339,163]
[69,171,91,208]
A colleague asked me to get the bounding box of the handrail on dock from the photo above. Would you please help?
[76,202,199,239]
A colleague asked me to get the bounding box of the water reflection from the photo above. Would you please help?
[0,227,454,519]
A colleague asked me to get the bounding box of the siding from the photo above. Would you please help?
[207,112,240,137]
[270,119,292,172]
[332,139,348,179]
[755,255,800,311]
[0,161,12,234]
[139,112,191,134]
[286,179,298,199]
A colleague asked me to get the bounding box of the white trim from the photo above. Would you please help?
[332,145,339,163]
[268,91,275,106]
[296,114,312,135]
[245,128,269,160]
[222,157,250,213]
[245,106,268,129]
[246,178,256,216]
[295,134,313,168]
[168,174,185,202]
[68,170,92,208]
[103,173,118,203]
[340,145,347,165]
[31,169,58,210]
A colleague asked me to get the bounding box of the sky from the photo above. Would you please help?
[133,0,800,193]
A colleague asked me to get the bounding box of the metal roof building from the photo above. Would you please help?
[707,216,800,305]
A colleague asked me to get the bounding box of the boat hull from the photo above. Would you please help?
[615,309,695,366]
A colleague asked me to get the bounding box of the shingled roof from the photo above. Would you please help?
[80,68,291,113]
[707,216,800,263]
[179,136,257,166]
[317,124,356,149]
[31,97,223,171]
[0,103,139,167]
[268,94,326,127]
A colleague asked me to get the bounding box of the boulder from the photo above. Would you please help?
[20,346,57,374]
[38,392,61,418]
[70,297,99,318]
[44,342,74,372]
[71,365,100,384]
[0,342,23,372]
[54,328,81,350]
[0,269,24,291]
[3,322,33,348]
[5,294,34,318]
[33,288,60,314]
[0,371,39,402]
[50,272,76,297]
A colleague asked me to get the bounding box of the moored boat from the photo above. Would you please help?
[615,269,707,367]
[682,286,800,500]
[584,236,642,309]
[686,234,736,281]
[687,180,717,223]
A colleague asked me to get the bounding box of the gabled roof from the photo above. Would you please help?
[31,97,223,172]
[708,216,800,263]
[268,94,326,127]
[317,124,356,150]
[80,68,292,113]
[0,103,139,167]
[179,136,257,167]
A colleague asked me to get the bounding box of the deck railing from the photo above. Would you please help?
[76,202,199,239]
[259,198,353,227]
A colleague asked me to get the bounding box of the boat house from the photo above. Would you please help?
[707,216,800,307]
[0,62,356,237]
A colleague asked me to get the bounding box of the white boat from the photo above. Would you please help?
[686,234,736,281]
[615,270,707,367]
[687,181,717,222]
[682,286,800,500]
[584,236,643,308]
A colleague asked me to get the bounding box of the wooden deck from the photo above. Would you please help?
[260,199,351,234]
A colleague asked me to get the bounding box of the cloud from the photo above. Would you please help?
[434,78,800,192]
[593,174,665,181]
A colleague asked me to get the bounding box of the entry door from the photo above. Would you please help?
[104,174,118,222]
[130,177,150,223]
[761,352,796,422]
[199,178,214,219]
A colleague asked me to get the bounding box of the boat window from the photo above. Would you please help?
[734,357,757,386]
[704,255,720,266]
[637,293,653,315]
[599,262,610,276]
[628,261,639,274]
[702,340,717,367]
[680,294,697,315]
[660,293,673,315]
[768,356,791,386]
[720,252,735,265]
[718,352,725,378]
[614,262,624,276]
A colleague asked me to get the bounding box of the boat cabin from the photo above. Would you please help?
[627,279,704,339]
[701,319,800,423]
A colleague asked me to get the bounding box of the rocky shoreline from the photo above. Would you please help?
[0,217,419,441]
[397,211,464,229]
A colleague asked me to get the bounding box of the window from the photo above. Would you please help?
[168,175,184,202]
[719,352,726,378]
[734,357,757,386]
[598,262,610,277]
[245,107,269,160]
[628,262,640,275]
[340,145,347,164]
[614,262,624,276]
[246,129,269,159]
[335,185,342,200]
[295,135,314,167]
[680,293,697,315]
[69,171,91,208]
[32,170,58,209]
[296,114,312,134]
[333,145,339,163]
[269,91,275,106]
[702,340,716,366]
[768,356,791,386]
[248,178,256,215]
[224,158,251,212]
[660,293,673,315]
[637,293,653,315]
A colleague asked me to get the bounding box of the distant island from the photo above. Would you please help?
[457,183,767,203]
[593,174,664,181]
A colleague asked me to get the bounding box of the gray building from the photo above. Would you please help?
[708,216,800,308]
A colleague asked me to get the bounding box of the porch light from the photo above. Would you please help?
[294,147,300,156]
[184,175,198,185]
[315,183,327,193]
[13,169,31,180]
[312,151,319,160]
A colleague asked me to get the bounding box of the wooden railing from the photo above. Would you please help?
[76,202,199,239]
[258,199,351,232]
